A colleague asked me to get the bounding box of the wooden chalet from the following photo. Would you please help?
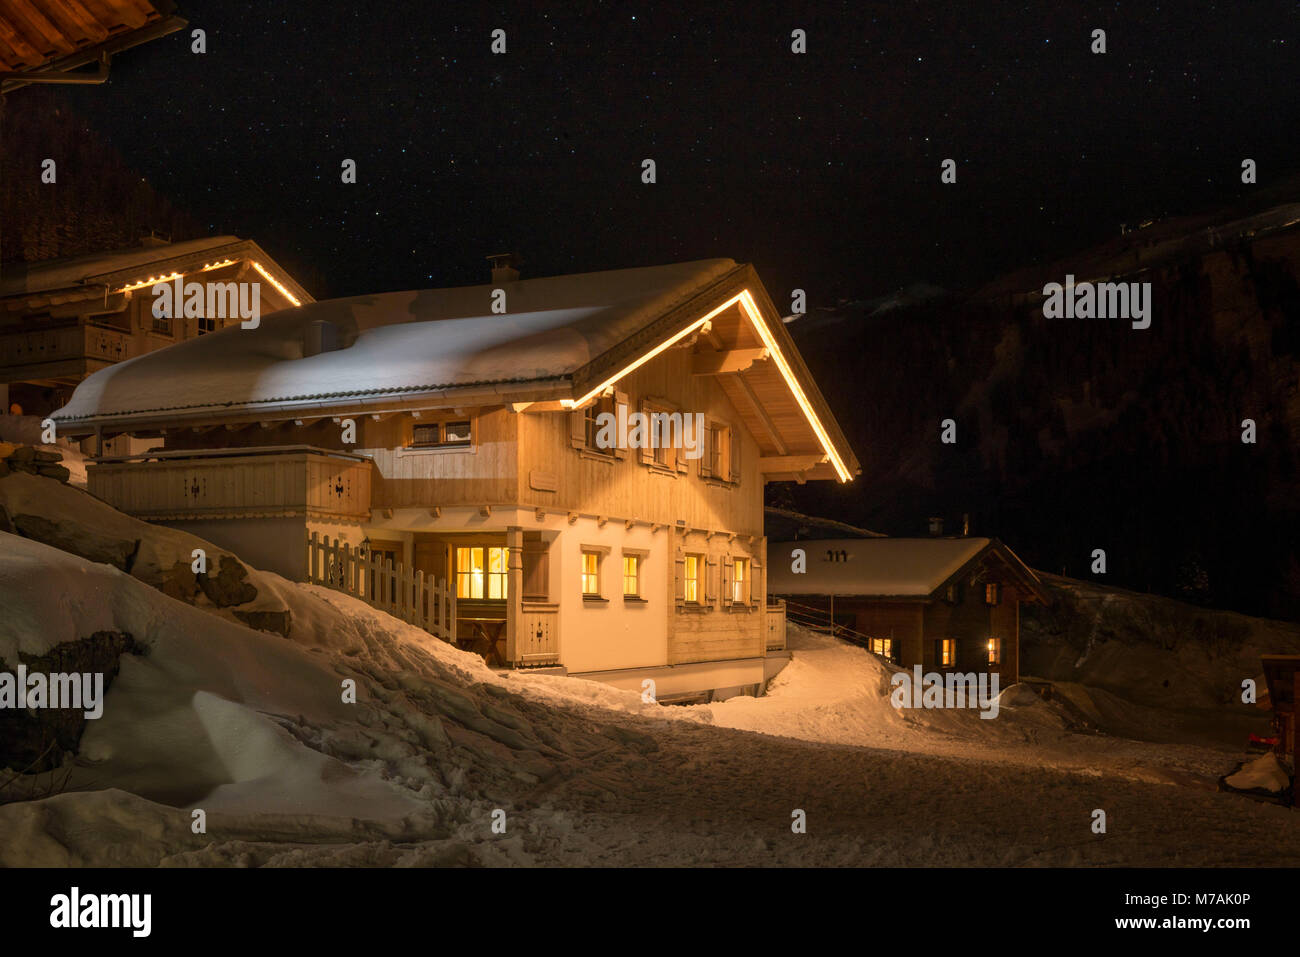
[0,235,310,428]
[767,535,1050,683]
[50,257,860,700]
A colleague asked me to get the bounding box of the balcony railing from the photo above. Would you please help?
[0,320,133,373]
[88,445,372,521]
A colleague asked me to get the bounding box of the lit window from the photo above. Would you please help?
[456,547,484,599]
[486,546,508,599]
[871,637,893,659]
[731,557,748,603]
[623,554,640,597]
[988,637,1001,666]
[456,546,507,599]
[684,554,703,603]
[937,638,956,667]
[985,582,1000,605]
[582,550,601,596]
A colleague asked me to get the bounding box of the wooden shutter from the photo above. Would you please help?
[674,550,686,603]
[638,399,654,465]
[569,407,586,449]
[728,427,740,483]
[704,556,717,604]
[613,390,630,460]
[750,551,763,607]
[698,422,713,478]
[721,556,733,606]
[522,538,549,601]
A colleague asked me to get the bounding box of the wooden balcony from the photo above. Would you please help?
[0,320,134,383]
[88,446,373,521]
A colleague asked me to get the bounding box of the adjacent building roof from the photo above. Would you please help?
[0,235,310,305]
[767,536,1050,602]
[50,258,860,482]
[0,0,186,93]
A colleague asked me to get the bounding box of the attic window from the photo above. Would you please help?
[985,583,1001,605]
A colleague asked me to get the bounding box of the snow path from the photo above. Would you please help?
[1,537,1294,867]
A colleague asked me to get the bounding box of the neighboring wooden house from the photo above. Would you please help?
[0,235,310,428]
[51,257,859,700]
[767,535,1049,683]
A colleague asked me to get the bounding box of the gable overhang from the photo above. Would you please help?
[931,540,1052,605]
[562,265,859,483]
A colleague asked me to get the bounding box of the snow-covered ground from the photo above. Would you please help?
[1,472,1298,866]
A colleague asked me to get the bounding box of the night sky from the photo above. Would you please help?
[56,1,1300,305]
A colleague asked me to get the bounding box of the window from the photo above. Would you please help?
[702,423,733,481]
[151,314,173,335]
[623,554,640,598]
[410,420,473,450]
[985,582,1001,605]
[443,420,472,446]
[198,316,218,335]
[870,637,893,659]
[937,638,956,667]
[731,557,748,603]
[683,554,703,603]
[583,394,616,454]
[581,550,601,597]
[987,637,1001,666]
[456,546,508,599]
[945,583,962,604]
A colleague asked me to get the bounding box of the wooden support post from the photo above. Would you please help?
[506,525,523,667]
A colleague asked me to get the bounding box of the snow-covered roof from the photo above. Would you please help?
[767,536,1046,600]
[52,258,740,427]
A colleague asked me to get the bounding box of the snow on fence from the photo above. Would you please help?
[781,598,894,661]
[306,531,456,641]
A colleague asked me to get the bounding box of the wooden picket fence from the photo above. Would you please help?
[306,531,456,641]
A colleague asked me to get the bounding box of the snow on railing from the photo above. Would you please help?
[306,531,456,642]
[780,598,895,662]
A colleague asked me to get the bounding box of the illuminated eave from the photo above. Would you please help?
[562,288,852,483]
[113,259,302,307]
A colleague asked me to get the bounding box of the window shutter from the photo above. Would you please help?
[674,550,686,602]
[569,407,586,449]
[522,541,549,601]
[676,420,690,473]
[728,428,740,483]
[704,556,717,604]
[698,422,713,478]
[721,557,733,606]
[613,390,630,460]
[750,552,762,606]
[638,400,654,465]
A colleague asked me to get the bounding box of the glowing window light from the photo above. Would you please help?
[564,288,852,482]
[250,261,302,307]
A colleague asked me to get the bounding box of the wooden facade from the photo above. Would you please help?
[769,538,1048,684]
[64,258,859,698]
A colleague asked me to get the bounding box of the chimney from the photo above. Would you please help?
[928,516,944,537]
[487,252,520,284]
